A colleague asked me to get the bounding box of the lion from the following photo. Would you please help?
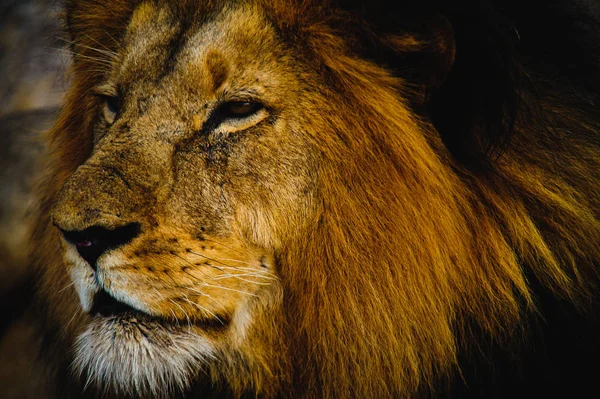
[29,0,600,397]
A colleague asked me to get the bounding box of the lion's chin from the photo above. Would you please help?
[72,313,216,396]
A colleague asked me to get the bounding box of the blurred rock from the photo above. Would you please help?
[0,0,68,115]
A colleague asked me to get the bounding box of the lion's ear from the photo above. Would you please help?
[336,1,523,164]
[333,2,457,94]
[380,14,456,92]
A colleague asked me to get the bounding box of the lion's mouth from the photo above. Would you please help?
[88,289,230,329]
[89,289,141,318]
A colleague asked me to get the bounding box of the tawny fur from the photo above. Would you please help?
[31,0,600,398]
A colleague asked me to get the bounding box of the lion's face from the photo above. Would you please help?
[50,3,319,394]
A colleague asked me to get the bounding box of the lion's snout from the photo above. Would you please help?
[56,223,141,269]
[51,160,149,268]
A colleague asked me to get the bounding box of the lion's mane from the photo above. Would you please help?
[32,0,600,397]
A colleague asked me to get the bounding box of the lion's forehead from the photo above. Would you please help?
[117,2,291,104]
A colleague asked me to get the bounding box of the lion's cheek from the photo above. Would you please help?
[234,203,281,250]
[232,185,316,250]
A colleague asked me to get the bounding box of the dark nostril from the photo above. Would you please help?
[58,223,141,270]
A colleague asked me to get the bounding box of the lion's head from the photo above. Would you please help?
[34,0,600,397]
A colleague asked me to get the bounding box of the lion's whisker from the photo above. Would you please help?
[163,266,186,285]
[201,283,258,297]
[212,272,275,282]
[183,264,272,285]
[213,276,273,285]
[181,296,224,325]
[59,281,76,293]
[214,266,277,280]
[211,271,273,278]
[212,265,262,272]
[52,48,113,66]
[168,299,192,333]
[83,34,118,55]
[102,30,121,47]
[182,268,218,284]
[62,308,83,337]
[57,36,119,59]
[174,253,223,273]
[184,287,226,310]
[210,257,255,266]
[183,287,223,308]
[152,287,184,327]
[199,238,246,256]
[186,250,240,269]
[168,308,181,327]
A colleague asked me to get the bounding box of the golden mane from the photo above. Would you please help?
[31,0,600,397]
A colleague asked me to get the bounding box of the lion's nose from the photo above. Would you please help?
[57,223,141,270]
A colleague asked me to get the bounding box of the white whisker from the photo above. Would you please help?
[184,287,227,310]
[59,281,76,293]
[182,297,224,325]
[201,283,258,297]
[169,299,192,334]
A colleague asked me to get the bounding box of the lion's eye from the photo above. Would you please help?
[203,99,267,134]
[102,96,120,124]
[219,101,263,119]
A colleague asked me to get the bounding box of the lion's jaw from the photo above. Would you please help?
[68,246,217,396]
